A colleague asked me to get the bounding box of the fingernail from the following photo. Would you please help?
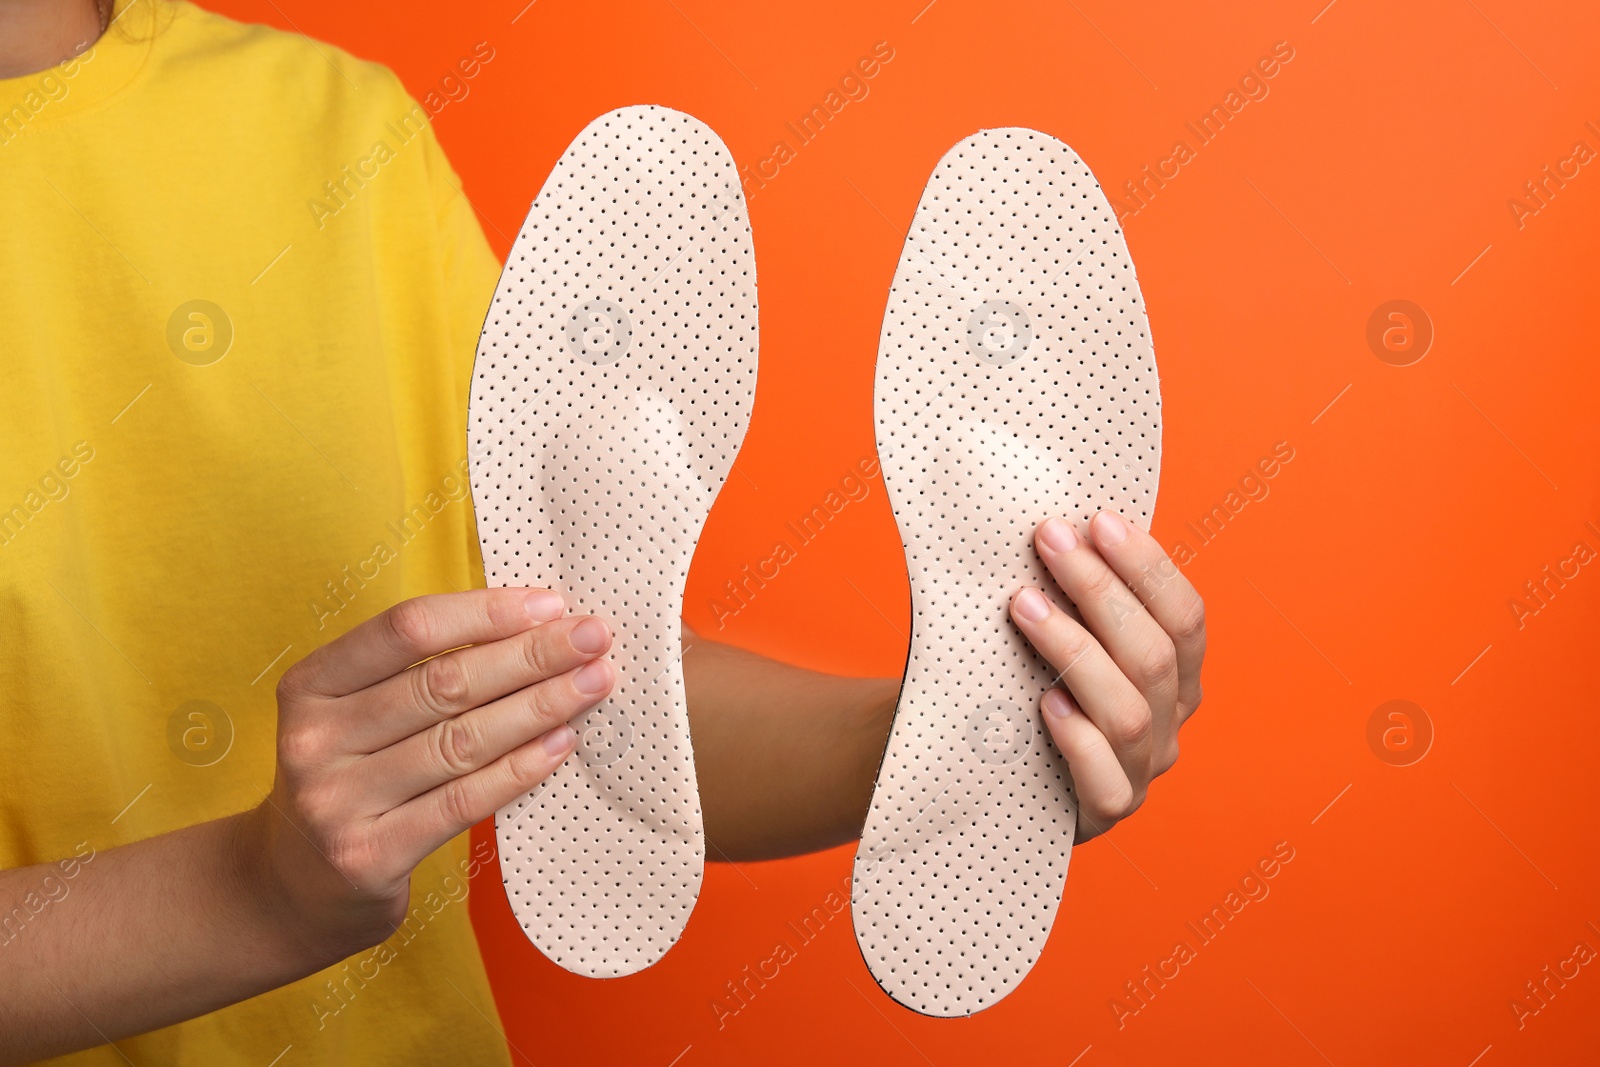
[1042,689,1076,720]
[1038,517,1077,553]
[525,590,564,623]
[573,659,613,696]
[1013,588,1051,623]
[542,724,576,756]
[569,617,609,655]
[1092,511,1128,546]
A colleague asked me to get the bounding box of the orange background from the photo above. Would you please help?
[217,0,1600,1062]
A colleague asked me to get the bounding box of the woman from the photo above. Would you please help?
[0,0,1206,1062]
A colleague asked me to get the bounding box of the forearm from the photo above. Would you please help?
[683,628,899,862]
[0,588,622,1062]
[0,620,890,1060]
[0,808,347,1064]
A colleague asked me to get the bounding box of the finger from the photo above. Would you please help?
[370,723,579,879]
[1085,511,1206,711]
[286,588,567,699]
[1040,689,1139,842]
[356,657,615,807]
[1033,516,1180,720]
[341,614,612,753]
[1011,586,1155,785]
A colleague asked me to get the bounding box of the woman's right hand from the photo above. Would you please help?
[239,587,615,960]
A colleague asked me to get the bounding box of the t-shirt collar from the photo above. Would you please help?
[0,0,160,137]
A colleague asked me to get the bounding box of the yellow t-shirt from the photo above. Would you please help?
[0,1,513,1063]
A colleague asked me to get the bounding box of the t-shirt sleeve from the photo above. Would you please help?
[414,115,502,588]
[417,121,503,383]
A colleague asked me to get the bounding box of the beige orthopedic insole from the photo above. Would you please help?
[468,105,757,977]
[853,128,1162,1015]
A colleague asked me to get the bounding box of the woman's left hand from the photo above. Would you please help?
[1009,510,1206,843]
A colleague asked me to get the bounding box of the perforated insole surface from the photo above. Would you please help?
[852,128,1161,1016]
[468,105,757,978]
